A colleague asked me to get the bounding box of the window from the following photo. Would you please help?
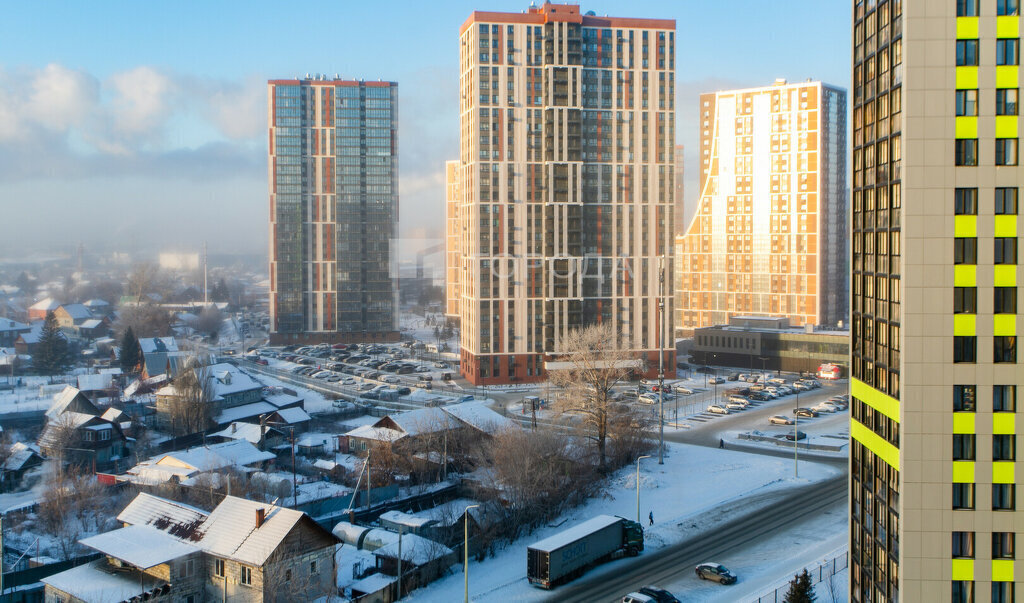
[240,566,253,586]
[957,40,979,66]
[956,139,978,165]
[956,89,979,116]
[994,336,1017,363]
[952,581,975,603]
[954,336,977,363]
[994,287,1017,314]
[953,483,975,509]
[285,569,292,582]
[953,434,976,460]
[994,434,1017,460]
[214,559,225,577]
[954,287,977,313]
[959,0,980,16]
[994,484,1017,510]
[997,39,1020,66]
[996,138,1018,165]
[994,385,1017,412]
[179,559,194,579]
[995,238,1017,264]
[992,582,1015,603]
[955,188,978,214]
[954,238,977,264]
[954,385,977,412]
[993,532,1015,558]
[953,531,976,558]
[996,89,1019,115]
[999,0,1021,15]
[310,560,318,574]
[995,187,1018,214]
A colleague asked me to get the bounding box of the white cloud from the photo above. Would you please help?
[108,66,176,136]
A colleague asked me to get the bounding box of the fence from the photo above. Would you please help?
[752,550,849,603]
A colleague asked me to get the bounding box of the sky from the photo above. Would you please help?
[0,0,851,261]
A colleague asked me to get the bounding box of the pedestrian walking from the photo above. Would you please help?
[719,438,725,449]
[648,511,654,526]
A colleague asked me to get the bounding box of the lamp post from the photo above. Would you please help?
[464,504,480,603]
[635,455,651,523]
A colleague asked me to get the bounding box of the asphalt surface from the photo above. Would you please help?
[543,473,848,603]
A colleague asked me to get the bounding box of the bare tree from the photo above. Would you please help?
[115,304,174,338]
[166,360,214,436]
[548,323,642,470]
[126,262,161,301]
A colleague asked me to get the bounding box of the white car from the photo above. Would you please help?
[725,401,748,411]
[708,377,726,384]
[727,395,750,405]
[707,405,730,415]
[812,402,838,413]
[638,394,659,405]
[674,385,694,395]
[769,415,795,425]
[381,375,400,383]
[341,377,357,385]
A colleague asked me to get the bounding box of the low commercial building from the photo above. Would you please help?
[689,315,848,374]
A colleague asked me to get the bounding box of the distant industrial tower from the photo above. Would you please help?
[268,76,399,344]
[675,79,847,335]
[452,2,677,385]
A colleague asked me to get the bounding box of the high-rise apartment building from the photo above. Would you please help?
[445,159,462,321]
[850,1,1022,601]
[454,2,676,385]
[268,77,399,344]
[675,80,847,335]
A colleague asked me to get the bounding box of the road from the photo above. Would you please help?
[545,473,848,603]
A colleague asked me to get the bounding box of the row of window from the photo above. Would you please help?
[953,580,1015,603]
[952,530,1015,558]
[955,88,1018,115]
[954,138,1019,166]
[953,335,1017,362]
[953,286,1018,313]
[953,237,1018,264]
[952,433,1018,460]
[955,38,1019,66]
[953,482,1016,510]
[957,0,1020,16]
[954,384,1018,412]
[954,187,1019,214]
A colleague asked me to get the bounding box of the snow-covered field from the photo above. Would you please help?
[403,442,842,601]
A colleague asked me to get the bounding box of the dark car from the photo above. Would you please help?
[785,430,808,441]
[695,563,737,585]
[638,586,680,603]
[396,366,415,374]
[793,408,819,418]
[362,392,379,400]
[396,387,412,396]
[749,392,772,401]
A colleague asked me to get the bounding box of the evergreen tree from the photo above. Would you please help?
[211,278,229,302]
[119,326,140,372]
[783,568,817,603]
[34,311,70,375]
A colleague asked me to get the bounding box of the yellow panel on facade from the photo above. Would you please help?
[952,559,974,581]
[993,215,1017,238]
[957,17,979,39]
[992,461,1015,484]
[993,314,1016,336]
[993,413,1016,435]
[952,412,976,434]
[992,559,1015,582]
[956,66,979,89]
[994,115,1018,139]
[953,314,976,337]
[954,265,977,287]
[955,116,978,139]
[995,65,1019,89]
[996,16,1020,38]
[851,378,900,422]
[994,265,1017,287]
[851,419,900,470]
[952,461,975,483]
[954,215,977,237]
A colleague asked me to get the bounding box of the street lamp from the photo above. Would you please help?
[635,455,651,524]
[464,504,480,603]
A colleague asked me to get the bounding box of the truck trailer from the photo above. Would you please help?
[526,514,644,588]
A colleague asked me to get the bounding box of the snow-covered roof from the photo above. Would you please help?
[2,442,42,471]
[386,407,458,437]
[46,385,99,418]
[210,422,280,444]
[410,498,495,528]
[195,497,306,566]
[138,337,178,354]
[84,298,110,307]
[442,401,518,435]
[529,515,622,553]
[293,481,350,505]
[0,318,29,333]
[263,391,303,408]
[77,373,113,392]
[58,303,93,320]
[205,363,262,399]
[79,318,103,329]
[272,406,310,425]
[101,407,127,423]
[98,367,123,375]
[373,533,453,565]
[40,560,153,601]
[154,440,275,473]
[344,425,404,443]
[215,401,277,425]
[29,298,59,311]
[379,510,436,529]
[350,573,397,594]
[117,492,208,539]
[80,524,199,568]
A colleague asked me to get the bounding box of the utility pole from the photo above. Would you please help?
[658,256,665,465]
[203,241,209,305]
[397,525,403,599]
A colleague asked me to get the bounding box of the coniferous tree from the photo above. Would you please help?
[783,568,817,603]
[35,311,70,375]
[119,326,140,372]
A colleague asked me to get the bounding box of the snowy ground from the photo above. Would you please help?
[244,370,337,413]
[401,442,841,602]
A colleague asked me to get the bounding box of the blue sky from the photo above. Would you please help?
[0,0,851,258]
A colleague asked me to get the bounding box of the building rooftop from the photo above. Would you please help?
[80,524,199,568]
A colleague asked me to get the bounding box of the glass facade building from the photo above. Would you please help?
[268,78,399,343]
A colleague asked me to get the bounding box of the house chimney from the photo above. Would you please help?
[256,508,266,528]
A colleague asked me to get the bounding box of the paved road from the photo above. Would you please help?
[543,474,848,603]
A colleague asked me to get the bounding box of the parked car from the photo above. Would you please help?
[673,385,694,395]
[769,415,795,425]
[708,377,726,384]
[434,362,449,369]
[793,407,819,418]
[706,405,729,415]
[396,387,412,395]
[415,366,431,373]
[695,563,737,585]
[812,402,838,413]
[326,375,342,382]
[638,394,659,405]
[749,391,772,402]
[622,594,655,603]
[638,586,680,603]
[785,430,808,441]
[342,377,357,385]
[725,400,748,411]
[382,375,400,384]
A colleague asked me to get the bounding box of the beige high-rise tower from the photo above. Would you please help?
[850,1,1023,602]
[676,80,848,336]
[455,2,676,385]
[445,159,462,321]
